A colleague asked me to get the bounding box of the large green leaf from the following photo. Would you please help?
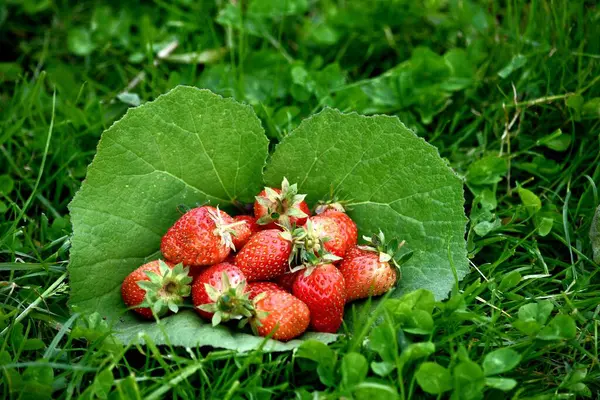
[68,87,293,351]
[264,109,468,300]
[69,88,468,351]
[117,311,337,352]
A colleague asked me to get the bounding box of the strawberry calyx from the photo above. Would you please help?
[291,220,343,267]
[198,275,274,331]
[136,261,192,317]
[357,231,413,271]
[197,273,255,326]
[289,251,336,277]
[255,178,308,227]
[208,206,247,251]
[314,200,350,215]
[245,292,270,334]
[270,225,325,266]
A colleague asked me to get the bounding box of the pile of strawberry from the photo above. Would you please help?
[121,179,408,341]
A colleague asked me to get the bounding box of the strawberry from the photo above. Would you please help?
[192,262,253,325]
[291,220,345,268]
[291,203,357,263]
[339,232,411,302]
[223,252,236,265]
[314,203,358,253]
[249,288,310,341]
[305,215,352,260]
[161,206,244,267]
[121,260,191,319]
[292,263,346,333]
[319,210,358,251]
[234,229,295,281]
[246,281,286,299]
[230,215,260,249]
[254,178,310,229]
[274,271,300,292]
[340,248,396,302]
[237,215,262,233]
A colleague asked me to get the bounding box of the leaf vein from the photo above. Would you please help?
[102,134,230,203]
[184,101,233,200]
[69,206,163,237]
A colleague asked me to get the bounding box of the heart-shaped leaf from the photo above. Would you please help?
[265,109,468,299]
[69,86,468,351]
[68,87,292,351]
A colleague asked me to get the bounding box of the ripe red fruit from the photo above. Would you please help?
[230,215,261,250]
[235,215,261,233]
[250,290,310,341]
[191,262,252,325]
[314,203,358,252]
[234,229,294,281]
[121,260,191,319]
[340,248,397,302]
[319,210,358,251]
[339,232,408,302]
[246,282,286,299]
[293,264,346,333]
[307,214,353,260]
[274,271,300,292]
[223,252,236,265]
[254,178,310,229]
[161,206,238,267]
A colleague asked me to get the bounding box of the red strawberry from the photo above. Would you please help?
[274,271,300,292]
[161,206,240,267]
[192,262,252,325]
[340,249,396,302]
[254,178,310,229]
[230,215,260,249]
[319,210,358,251]
[121,260,191,319]
[306,215,352,260]
[339,232,409,302]
[315,203,358,252]
[293,263,346,333]
[246,282,286,299]
[344,245,363,260]
[223,252,236,265]
[250,289,310,341]
[234,229,295,281]
[238,215,262,233]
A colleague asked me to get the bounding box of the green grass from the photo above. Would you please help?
[1,0,599,398]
